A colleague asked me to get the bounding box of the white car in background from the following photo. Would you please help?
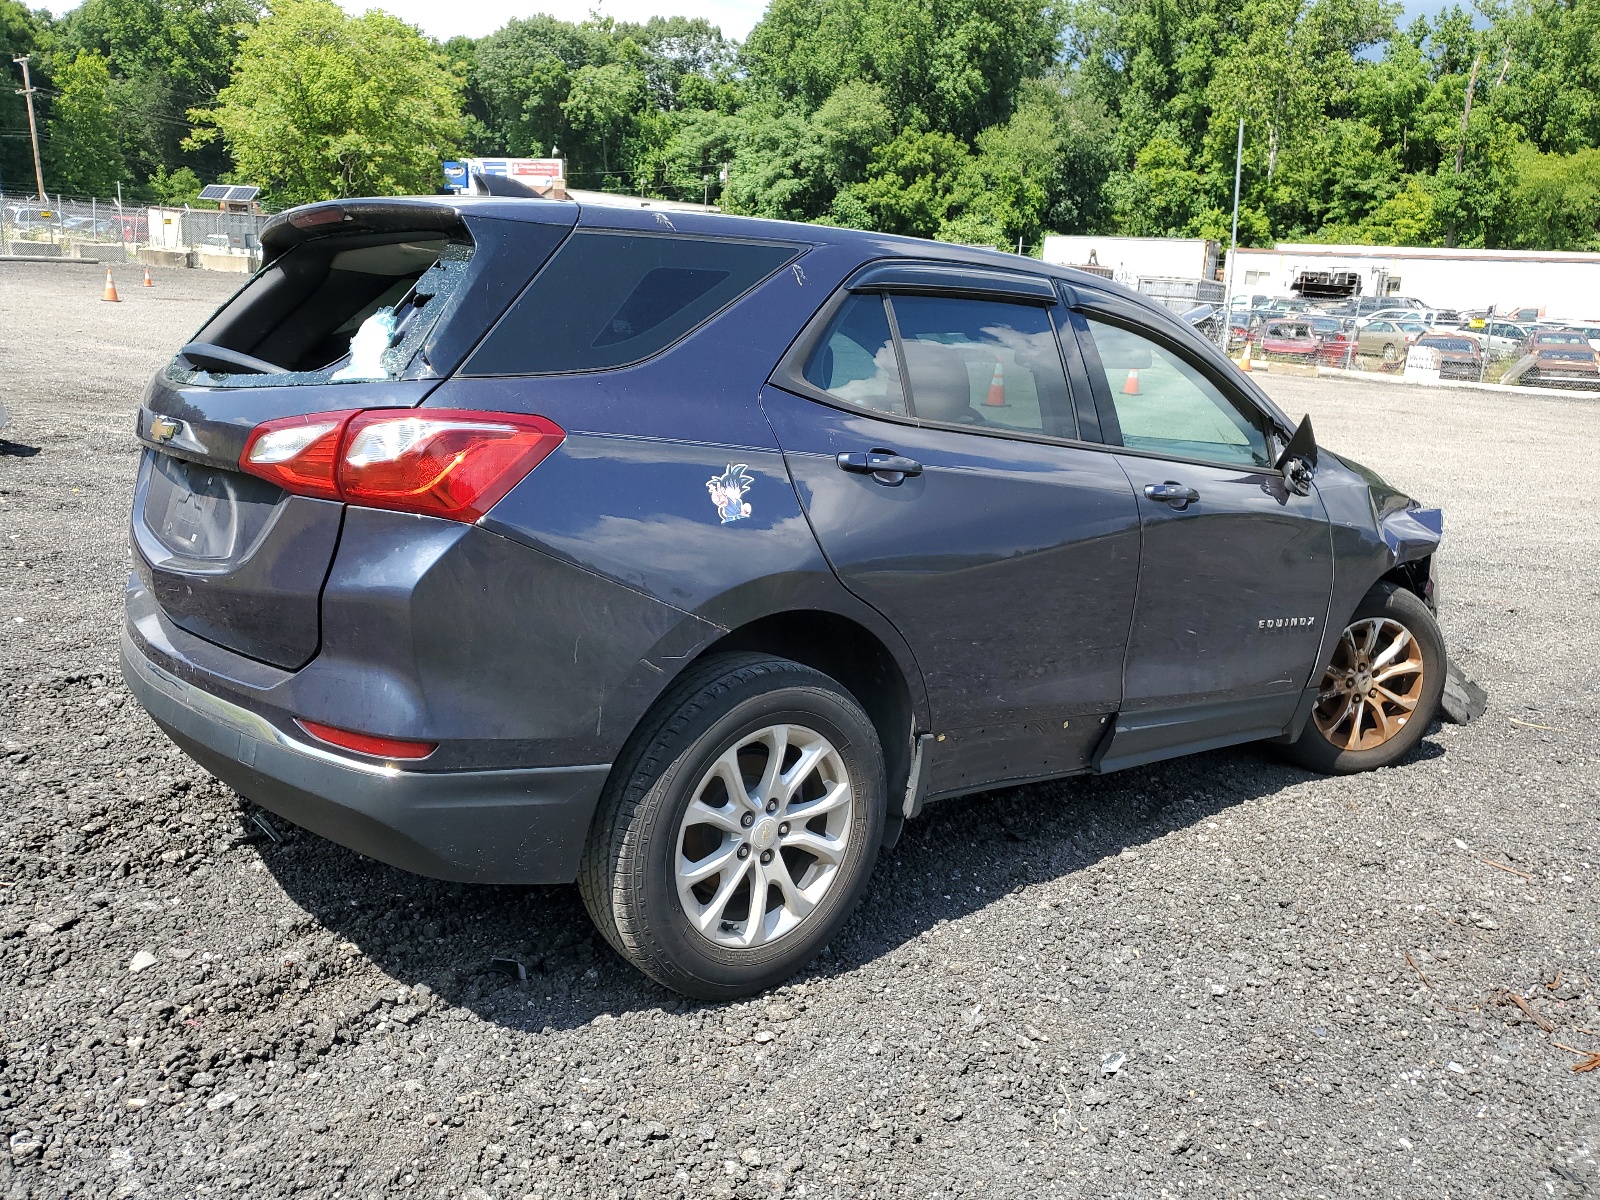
[1357,308,1439,329]
[1477,320,1534,358]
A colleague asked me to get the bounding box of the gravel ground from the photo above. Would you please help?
[1,260,1597,1200]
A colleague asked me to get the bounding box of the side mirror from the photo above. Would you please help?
[1275,414,1317,495]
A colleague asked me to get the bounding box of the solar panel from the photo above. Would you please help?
[197,184,261,202]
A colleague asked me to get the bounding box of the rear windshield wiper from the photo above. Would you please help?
[178,342,283,376]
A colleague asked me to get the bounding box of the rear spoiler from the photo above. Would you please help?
[259,199,470,265]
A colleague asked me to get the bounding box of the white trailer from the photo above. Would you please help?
[1040,235,1220,286]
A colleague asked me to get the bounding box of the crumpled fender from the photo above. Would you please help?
[1379,503,1442,567]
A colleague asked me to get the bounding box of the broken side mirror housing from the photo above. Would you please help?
[1275,414,1317,496]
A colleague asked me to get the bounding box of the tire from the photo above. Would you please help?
[578,653,885,999]
[1381,342,1399,363]
[1285,582,1446,774]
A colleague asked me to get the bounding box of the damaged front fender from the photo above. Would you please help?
[1379,502,1442,566]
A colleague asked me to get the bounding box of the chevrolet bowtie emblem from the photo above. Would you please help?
[150,416,181,443]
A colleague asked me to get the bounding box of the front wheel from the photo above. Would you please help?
[1285,582,1446,774]
[578,654,885,999]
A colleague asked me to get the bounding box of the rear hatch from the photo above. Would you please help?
[132,199,577,669]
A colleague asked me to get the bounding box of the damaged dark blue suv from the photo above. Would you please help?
[122,196,1448,998]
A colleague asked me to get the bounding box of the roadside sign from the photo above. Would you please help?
[443,157,565,193]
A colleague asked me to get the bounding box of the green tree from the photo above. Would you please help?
[53,0,259,189]
[189,0,464,205]
[834,128,976,237]
[1499,145,1600,249]
[1,0,48,195]
[45,49,123,195]
[742,0,1057,142]
[1106,134,1211,236]
[562,60,648,180]
[471,15,611,158]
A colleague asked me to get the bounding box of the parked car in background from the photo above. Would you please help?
[1567,324,1600,352]
[3,204,56,232]
[1523,329,1600,385]
[1356,319,1412,363]
[1414,333,1483,380]
[1480,321,1532,358]
[1362,308,1437,328]
[1304,315,1354,338]
[1341,295,1431,318]
[1255,318,1322,358]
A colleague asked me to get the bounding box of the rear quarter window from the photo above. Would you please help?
[464,231,802,376]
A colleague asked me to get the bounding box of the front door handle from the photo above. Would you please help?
[837,450,923,485]
[1144,481,1200,509]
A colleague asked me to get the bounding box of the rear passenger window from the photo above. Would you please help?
[888,295,1074,438]
[802,293,906,415]
[466,232,801,375]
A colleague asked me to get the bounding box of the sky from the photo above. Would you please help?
[42,0,772,41]
[337,0,770,40]
[42,0,1462,48]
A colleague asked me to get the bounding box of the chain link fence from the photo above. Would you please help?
[1,190,270,271]
[1219,301,1600,392]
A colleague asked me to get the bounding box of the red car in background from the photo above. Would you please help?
[1254,318,1357,365]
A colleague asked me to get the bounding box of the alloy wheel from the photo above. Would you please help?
[1312,616,1426,751]
[674,723,853,950]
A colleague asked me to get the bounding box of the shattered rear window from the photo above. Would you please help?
[168,241,474,389]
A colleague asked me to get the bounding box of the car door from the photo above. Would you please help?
[1067,302,1335,771]
[763,264,1141,796]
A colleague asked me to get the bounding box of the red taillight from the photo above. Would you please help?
[295,718,437,760]
[238,409,565,522]
[240,410,358,500]
[341,410,565,522]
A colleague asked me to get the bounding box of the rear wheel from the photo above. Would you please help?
[578,654,884,999]
[1285,582,1445,774]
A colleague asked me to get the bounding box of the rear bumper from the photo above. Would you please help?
[121,631,610,884]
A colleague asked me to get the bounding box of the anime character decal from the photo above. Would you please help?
[707,464,755,524]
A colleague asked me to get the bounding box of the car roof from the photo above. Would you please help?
[263,193,1120,291]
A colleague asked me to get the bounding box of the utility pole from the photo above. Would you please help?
[12,55,47,202]
[1225,116,1245,352]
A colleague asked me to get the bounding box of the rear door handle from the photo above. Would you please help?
[837,450,923,485]
[1144,481,1200,509]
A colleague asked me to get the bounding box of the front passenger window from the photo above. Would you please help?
[1083,317,1270,468]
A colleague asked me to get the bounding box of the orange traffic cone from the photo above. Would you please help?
[985,361,1007,406]
[142,266,154,288]
[102,267,120,303]
[1122,368,1141,395]
[1239,340,1253,372]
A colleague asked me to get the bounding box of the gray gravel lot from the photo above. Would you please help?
[1,259,1597,1200]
